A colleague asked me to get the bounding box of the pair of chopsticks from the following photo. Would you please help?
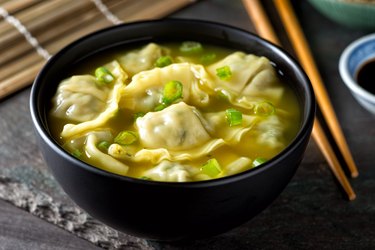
[243,0,358,200]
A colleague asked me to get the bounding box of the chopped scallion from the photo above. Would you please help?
[200,53,216,64]
[114,131,137,146]
[154,103,167,111]
[252,157,268,167]
[162,80,183,105]
[201,158,222,177]
[134,112,145,120]
[155,56,173,68]
[95,66,114,84]
[216,65,232,80]
[254,101,275,116]
[71,149,82,158]
[225,108,243,127]
[140,176,152,180]
[97,141,111,151]
[180,41,203,54]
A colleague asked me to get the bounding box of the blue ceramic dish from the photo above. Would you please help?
[339,33,375,115]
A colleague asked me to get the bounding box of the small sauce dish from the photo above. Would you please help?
[339,33,375,115]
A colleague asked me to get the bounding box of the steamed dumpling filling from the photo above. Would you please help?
[49,42,301,182]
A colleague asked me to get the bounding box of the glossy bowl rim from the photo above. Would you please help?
[339,33,375,102]
[30,18,315,188]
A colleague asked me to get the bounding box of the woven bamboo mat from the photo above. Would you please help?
[0,0,195,100]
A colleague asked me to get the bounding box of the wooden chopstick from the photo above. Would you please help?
[243,0,356,200]
[273,0,358,178]
[312,120,356,200]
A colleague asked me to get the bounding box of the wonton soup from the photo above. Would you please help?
[48,42,301,182]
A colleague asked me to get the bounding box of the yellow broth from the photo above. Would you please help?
[48,42,301,181]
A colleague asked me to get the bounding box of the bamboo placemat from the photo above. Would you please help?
[0,0,195,100]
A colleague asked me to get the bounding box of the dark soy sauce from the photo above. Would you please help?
[356,59,375,94]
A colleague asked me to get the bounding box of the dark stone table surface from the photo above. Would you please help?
[0,0,374,249]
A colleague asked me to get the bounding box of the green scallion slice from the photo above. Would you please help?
[200,53,217,64]
[254,101,275,116]
[216,65,232,80]
[95,66,114,84]
[180,41,203,54]
[201,158,222,177]
[225,108,243,127]
[134,112,145,120]
[162,80,183,105]
[114,131,137,146]
[140,176,152,180]
[155,56,173,68]
[71,149,82,158]
[97,141,111,151]
[154,103,167,111]
[252,157,268,167]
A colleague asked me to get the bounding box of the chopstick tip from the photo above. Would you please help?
[348,193,356,201]
[351,171,359,178]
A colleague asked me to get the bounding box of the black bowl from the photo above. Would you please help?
[30,19,315,241]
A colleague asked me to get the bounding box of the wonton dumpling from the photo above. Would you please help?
[60,60,127,138]
[51,75,109,122]
[142,161,199,182]
[207,52,284,103]
[241,67,284,104]
[204,111,258,145]
[118,43,169,76]
[120,63,215,112]
[251,115,286,149]
[136,102,212,150]
[104,60,129,83]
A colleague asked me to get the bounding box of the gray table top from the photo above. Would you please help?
[0,0,374,249]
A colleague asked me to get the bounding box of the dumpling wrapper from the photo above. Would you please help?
[108,139,225,164]
[204,111,258,145]
[141,160,199,182]
[63,129,113,153]
[135,102,212,150]
[60,60,128,138]
[51,75,109,122]
[120,63,215,112]
[252,115,286,150]
[118,43,169,76]
[107,102,226,164]
[225,157,252,176]
[207,52,284,104]
[85,133,129,176]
